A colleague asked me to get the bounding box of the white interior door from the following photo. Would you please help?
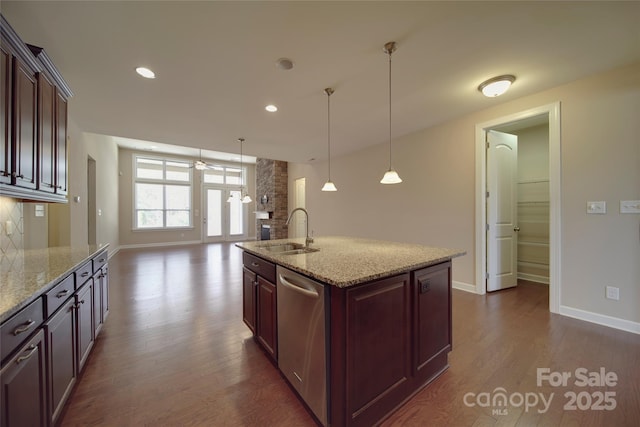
[203,186,245,242]
[487,130,518,292]
[292,178,306,238]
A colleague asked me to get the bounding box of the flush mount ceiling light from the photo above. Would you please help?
[321,87,337,192]
[478,75,516,97]
[265,104,278,112]
[135,67,155,79]
[380,41,402,185]
[228,138,253,204]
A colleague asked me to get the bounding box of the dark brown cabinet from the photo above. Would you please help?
[75,281,94,373]
[37,72,56,193]
[93,264,109,336]
[256,276,277,360]
[327,261,453,427]
[0,40,12,184]
[242,267,257,334]
[0,329,47,427]
[45,297,77,426]
[1,249,110,427]
[242,252,277,361]
[413,261,452,383]
[0,15,71,202]
[12,55,38,190]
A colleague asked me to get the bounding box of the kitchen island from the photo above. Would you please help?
[237,236,465,427]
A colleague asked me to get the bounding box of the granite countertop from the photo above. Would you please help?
[236,236,465,288]
[0,244,109,323]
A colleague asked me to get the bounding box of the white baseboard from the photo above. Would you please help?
[453,281,477,294]
[559,305,640,335]
[118,240,202,251]
[517,272,549,285]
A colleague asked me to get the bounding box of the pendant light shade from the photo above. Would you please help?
[380,41,402,184]
[322,87,337,192]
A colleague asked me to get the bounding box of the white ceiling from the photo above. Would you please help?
[3,1,639,163]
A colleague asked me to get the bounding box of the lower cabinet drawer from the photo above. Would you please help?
[75,261,93,288]
[0,299,44,363]
[44,274,75,317]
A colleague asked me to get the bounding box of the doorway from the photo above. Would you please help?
[291,177,306,238]
[475,102,561,313]
[202,186,246,242]
[87,156,97,245]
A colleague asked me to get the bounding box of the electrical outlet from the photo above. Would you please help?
[620,200,640,214]
[605,286,619,301]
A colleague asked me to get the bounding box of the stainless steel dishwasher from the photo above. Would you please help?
[276,266,328,426]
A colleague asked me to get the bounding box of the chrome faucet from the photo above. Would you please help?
[285,207,314,247]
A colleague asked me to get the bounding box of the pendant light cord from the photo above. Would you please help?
[388,49,393,169]
[327,90,331,180]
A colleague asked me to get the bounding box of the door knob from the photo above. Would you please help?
[514,226,521,232]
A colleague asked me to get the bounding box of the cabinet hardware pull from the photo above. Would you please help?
[11,171,16,177]
[251,262,260,267]
[16,345,38,364]
[57,185,63,189]
[80,272,89,277]
[56,289,69,298]
[79,300,85,304]
[98,258,106,263]
[0,170,8,176]
[17,174,24,178]
[13,319,36,336]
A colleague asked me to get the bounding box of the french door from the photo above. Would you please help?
[203,186,247,242]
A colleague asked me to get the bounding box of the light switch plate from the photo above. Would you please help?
[587,201,606,214]
[620,200,640,214]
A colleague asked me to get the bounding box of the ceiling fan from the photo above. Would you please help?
[192,149,215,170]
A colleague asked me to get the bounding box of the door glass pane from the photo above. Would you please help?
[229,190,243,235]
[207,189,222,237]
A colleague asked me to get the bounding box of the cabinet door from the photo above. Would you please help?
[93,265,109,337]
[256,276,277,360]
[37,73,55,193]
[0,41,11,184]
[45,297,77,426]
[55,92,68,195]
[0,329,47,427]
[12,56,37,189]
[413,261,452,383]
[76,281,94,373]
[242,267,257,334]
[344,274,411,426]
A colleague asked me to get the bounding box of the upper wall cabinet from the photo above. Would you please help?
[0,14,73,203]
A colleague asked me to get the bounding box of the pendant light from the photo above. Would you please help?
[380,41,402,184]
[321,87,337,192]
[228,138,252,203]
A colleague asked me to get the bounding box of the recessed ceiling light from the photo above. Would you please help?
[478,75,515,97]
[136,67,155,79]
[265,104,278,112]
[276,58,294,71]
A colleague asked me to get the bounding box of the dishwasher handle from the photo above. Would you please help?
[279,274,319,298]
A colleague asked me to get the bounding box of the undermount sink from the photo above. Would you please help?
[257,242,320,255]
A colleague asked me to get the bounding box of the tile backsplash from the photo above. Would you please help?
[0,196,24,255]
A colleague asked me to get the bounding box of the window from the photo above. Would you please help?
[134,156,192,229]
[202,164,245,185]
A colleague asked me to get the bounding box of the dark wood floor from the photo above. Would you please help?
[59,243,640,426]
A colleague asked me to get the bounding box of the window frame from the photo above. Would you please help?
[133,155,193,230]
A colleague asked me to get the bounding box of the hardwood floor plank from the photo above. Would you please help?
[59,244,640,426]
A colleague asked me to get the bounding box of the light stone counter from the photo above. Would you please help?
[236,236,465,287]
[0,244,108,323]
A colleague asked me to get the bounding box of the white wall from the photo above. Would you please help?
[289,62,640,328]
